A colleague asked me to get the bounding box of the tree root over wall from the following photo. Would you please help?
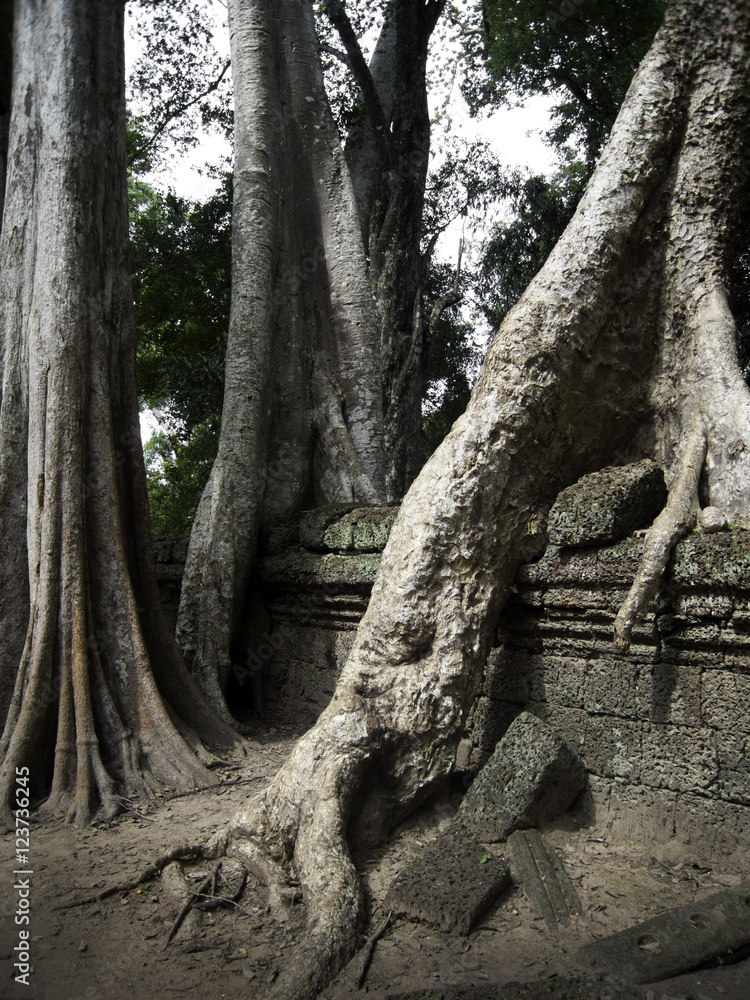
[85,2,750,998]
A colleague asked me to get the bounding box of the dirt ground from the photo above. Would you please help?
[3,710,750,1000]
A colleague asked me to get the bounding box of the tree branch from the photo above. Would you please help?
[319,41,352,72]
[322,0,391,169]
[428,239,463,337]
[128,59,231,169]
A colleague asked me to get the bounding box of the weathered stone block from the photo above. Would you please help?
[713,730,750,806]
[593,778,679,843]
[508,828,583,929]
[545,585,626,612]
[383,831,510,934]
[674,591,733,619]
[258,517,300,555]
[578,882,750,984]
[484,648,544,705]
[583,658,641,718]
[639,662,702,726]
[295,503,397,552]
[296,504,358,550]
[457,711,587,841]
[639,724,718,794]
[540,705,641,782]
[257,550,381,589]
[347,506,398,550]
[542,656,588,710]
[468,696,519,756]
[701,670,750,730]
[671,530,750,588]
[547,460,667,547]
[519,539,646,587]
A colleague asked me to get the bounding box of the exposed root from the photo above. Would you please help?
[227,837,301,920]
[193,870,248,911]
[55,842,212,910]
[614,421,707,653]
[165,861,221,948]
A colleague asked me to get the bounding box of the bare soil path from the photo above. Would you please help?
[2,710,749,1000]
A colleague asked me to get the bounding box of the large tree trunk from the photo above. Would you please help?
[333,0,449,499]
[176,1,458,714]
[188,2,750,997]
[0,0,238,829]
[175,0,387,722]
[0,2,11,231]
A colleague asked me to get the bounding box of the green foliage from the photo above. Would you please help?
[127,0,232,173]
[130,174,231,533]
[477,154,588,331]
[422,262,481,458]
[131,174,231,432]
[144,424,218,536]
[417,0,669,456]
[469,0,668,164]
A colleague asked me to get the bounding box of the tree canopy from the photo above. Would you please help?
[129,0,676,531]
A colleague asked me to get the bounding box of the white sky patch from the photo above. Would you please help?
[433,91,556,267]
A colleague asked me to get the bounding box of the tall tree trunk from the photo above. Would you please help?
[184,2,750,996]
[371,0,445,500]
[0,1,11,231]
[176,0,387,722]
[0,0,238,829]
[334,0,449,499]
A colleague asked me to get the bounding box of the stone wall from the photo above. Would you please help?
[465,532,750,854]
[153,506,750,852]
[154,506,396,716]
[153,535,189,631]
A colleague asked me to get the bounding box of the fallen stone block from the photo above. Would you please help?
[547,460,667,547]
[383,830,510,935]
[577,881,750,983]
[508,828,583,930]
[457,712,587,842]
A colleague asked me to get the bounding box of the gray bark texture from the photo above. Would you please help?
[338,0,448,499]
[177,0,456,717]
[0,0,238,828]
[176,0,388,721]
[176,2,750,997]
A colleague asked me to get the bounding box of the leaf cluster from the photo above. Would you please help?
[144,424,219,536]
[130,172,231,533]
[477,154,588,331]
[421,261,481,457]
[131,173,231,438]
[467,0,668,163]
[127,0,232,175]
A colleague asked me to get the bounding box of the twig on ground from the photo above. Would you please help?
[356,910,392,988]
[177,940,228,955]
[162,776,263,802]
[194,871,248,910]
[118,795,156,823]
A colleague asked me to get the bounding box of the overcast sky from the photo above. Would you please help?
[125,3,556,210]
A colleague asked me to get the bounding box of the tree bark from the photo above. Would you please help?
[337,0,449,499]
[0,0,238,829]
[0,1,11,231]
[189,2,750,997]
[176,0,387,721]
